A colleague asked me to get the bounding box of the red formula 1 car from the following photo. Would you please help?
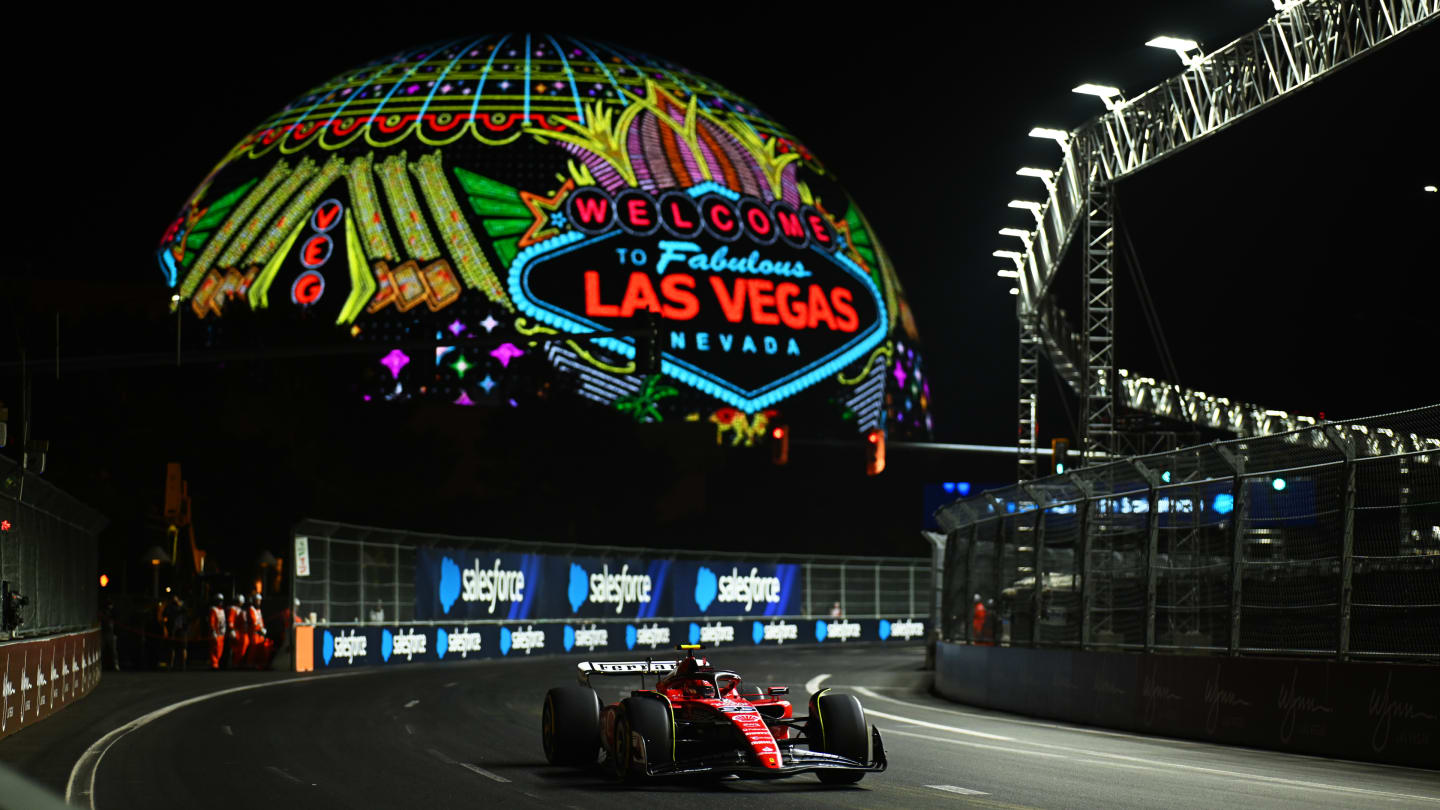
[540,644,886,783]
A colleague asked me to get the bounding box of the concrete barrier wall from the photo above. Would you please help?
[935,642,1438,769]
[0,629,101,742]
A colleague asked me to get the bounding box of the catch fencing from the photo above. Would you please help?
[292,519,930,626]
[934,405,1440,661]
[0,454,107,639]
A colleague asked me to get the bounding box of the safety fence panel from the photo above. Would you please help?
[289,520,931,671]
[933,404,1440,663]
[0,455,107,639]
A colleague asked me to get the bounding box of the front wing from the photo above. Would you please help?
[638,725,888,779]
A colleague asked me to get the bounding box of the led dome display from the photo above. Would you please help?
[159,34,930,439]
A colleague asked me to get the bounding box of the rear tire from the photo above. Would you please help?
[613,696,673,780]
[541,686,600,766]
[807,691,869,784]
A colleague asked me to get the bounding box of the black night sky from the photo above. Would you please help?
[4,9,1437,584]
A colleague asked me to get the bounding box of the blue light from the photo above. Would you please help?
[1005,501,1016,513]
[1272,477,1287,492]
[1161,470,1172,483]
[942,482,956,493]
[956,482,971,496]
[1213,493,1234,515]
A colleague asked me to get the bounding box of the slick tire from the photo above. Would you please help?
[542,686,601,766]
[807,691,869,784]
[613,696,674,780]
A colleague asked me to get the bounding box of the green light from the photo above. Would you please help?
[1272,477,1287,492]
[451,355,472,379]
[1056,462,1065,474]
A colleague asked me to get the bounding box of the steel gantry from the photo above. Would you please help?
[1009,0,1435,480]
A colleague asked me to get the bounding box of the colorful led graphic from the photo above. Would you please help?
[157,34,931,439]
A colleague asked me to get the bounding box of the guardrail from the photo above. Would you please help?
[289,519,929,671]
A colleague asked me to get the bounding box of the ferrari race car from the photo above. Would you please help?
[540,644,886,782]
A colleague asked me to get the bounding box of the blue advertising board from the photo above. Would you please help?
[309,617,926,670]
[670,561,802,617]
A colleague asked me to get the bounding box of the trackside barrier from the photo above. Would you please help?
[289,520,929,672]
[0,629,102,742]
[935,641,1438,769]
[302,618,927,670]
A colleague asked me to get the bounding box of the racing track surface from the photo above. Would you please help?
[79,645,1439,809]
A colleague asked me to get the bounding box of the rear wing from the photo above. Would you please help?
[576,658,707,686]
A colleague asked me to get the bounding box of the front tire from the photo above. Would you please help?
[807,691,869,784]
[542,686,601,766]
[612,696,674,780]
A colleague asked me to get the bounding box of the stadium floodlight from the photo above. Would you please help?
[996,269,1020,278]
[1073,83,1125,110]
[1017,167,1055,181]
[1028,127,1070,145]
[170,294,181,303]
[1146,36,1203,67]
[1008,288,1020,296]
[998,227,1032,244]
[992,249,1024,269]
[1426,185,1438,193]
[1008,200,1043,221]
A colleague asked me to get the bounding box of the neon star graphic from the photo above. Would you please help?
[491,343,524,368]
[380,349,410,379]
[893,362,907,389]
[479,375,496,393]
[447,319,466,336]
[435,345,455,363]
[454,391,476,406]
[480,315,499,333]
[517,180,575,247]
[450,355,473,378]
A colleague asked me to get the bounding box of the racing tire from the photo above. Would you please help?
[612,696,674,781]
[806,691,869,784]
[542,686,601,766]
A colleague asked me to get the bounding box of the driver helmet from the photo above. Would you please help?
[234,594,246,606]
[682,679,717,698]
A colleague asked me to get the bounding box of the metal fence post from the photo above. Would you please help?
[805,564,812,618]
[1217,446,1246,656]
[839,563,846,617]
[358,540,366,623]
[1133,461,1162,652]
[965,523,979,644]
[1018,483,1046,648]
[874,565,881,620]
[393,542,400,622]
[909,564,916,619]
[323,536,331,624]
[1325,426,1357,660]
[1072,476,1094,650]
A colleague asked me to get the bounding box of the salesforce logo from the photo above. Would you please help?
[882,619,925,641]
[460,558,527,614]
[563,625,609,652]
[436,627,484,659]
[588,564,653,614]
[499,625,545,656]
[567,564,587,612]
[752,620,798,645]
[717,567,782,612]
[380,628,427,663]
[815,619,860,643]
[439,557,462,614]
[690,622,735,646]
[322,629,367,666]
[625,623,670,650]
[694,566,718,611]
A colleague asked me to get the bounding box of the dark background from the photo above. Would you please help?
[3,9,1436,588]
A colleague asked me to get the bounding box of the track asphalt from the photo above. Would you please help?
[2,644,1436,809]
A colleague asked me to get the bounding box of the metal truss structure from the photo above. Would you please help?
[1010,0,1436,479]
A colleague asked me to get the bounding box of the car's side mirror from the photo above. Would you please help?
[767,686,789,695]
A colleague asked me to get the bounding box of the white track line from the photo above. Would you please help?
[428,747,511,783]
[889,729,1068,759]
[66,670,375,808]
[404,699,420,708]
[804,673,830,694]
[264,765,305,785]
[928,784,989,796]
[864,707,1014,741]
